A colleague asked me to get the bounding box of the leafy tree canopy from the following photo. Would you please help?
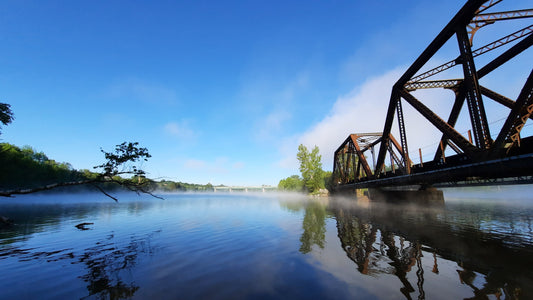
[94,142,151,177]
[278,175,304,191]
[0,103,14,134]
[297,144,324,193]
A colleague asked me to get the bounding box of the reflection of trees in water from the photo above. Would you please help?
[78,231,159,299]
[333,204,531,300]
[0,229,159,299]
[299,201,328,254]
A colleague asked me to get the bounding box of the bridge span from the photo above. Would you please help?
[213,186,276,193]
[333,0,533,193]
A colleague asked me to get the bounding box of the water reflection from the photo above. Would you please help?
[327,196,533,299]
[78,231,159,299]
[0,195,161,299]
[1,193,532,299]
[299,201,328,254]
[0,228,159,299]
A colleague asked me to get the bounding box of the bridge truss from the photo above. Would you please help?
[333,0,533,190]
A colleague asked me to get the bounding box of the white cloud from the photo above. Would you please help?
[164,121,196,139]
[280,67,451,171]
[232,161,245,169]
[107,78,178,105]
[184,159,206,169]
[183,157,244,174]
[254,110,292,141]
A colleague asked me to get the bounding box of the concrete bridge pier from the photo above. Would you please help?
[365,187,444,205]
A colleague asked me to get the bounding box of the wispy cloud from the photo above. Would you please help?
[254,110,292,141]
[107,78,179,105]
[183,159,206,169]
[164,121,196,139]
[232,161,245,169]
[183,157,245,173]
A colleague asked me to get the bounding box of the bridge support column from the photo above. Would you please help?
[356,189,366,197]
[367,187,444,205]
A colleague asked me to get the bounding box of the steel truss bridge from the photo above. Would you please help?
[333,0,533,192]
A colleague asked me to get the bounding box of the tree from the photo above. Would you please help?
[278,175,304,191]
[296,144,324,193]
[0,103,14,134]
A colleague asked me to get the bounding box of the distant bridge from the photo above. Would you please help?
[333,0,533,192]
[213,186,277,193]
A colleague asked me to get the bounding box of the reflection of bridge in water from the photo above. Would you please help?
[333,0,533,194]
[293,197,533,299]
[212,186,276,193]
[332,200,533,299]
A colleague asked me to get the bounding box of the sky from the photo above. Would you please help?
[1,0,532,186]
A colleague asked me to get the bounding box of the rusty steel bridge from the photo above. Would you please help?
[333,0,533,192]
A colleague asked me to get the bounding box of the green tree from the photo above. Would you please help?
[0,103,14,134]
[297,144,324,193]
[278,175,304,191]
[322,171,334,192]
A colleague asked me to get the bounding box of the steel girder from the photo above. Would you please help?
[332,133,410,185]
[335,0,533,189]
[372,0,533,180]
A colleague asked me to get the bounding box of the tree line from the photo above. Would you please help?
[0,142,217,194]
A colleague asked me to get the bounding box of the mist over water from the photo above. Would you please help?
[1,188,532,299]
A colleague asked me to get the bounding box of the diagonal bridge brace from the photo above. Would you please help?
[398,88,479,157]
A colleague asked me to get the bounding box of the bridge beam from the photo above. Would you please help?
[335,0,533,192]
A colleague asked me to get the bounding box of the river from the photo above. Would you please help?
[1,187,532,299]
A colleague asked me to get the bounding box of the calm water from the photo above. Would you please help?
[1,187,532,299]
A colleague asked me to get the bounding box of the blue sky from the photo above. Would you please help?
[1,0,531,186]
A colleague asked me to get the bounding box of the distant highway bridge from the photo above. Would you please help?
[333,0,533,193]
[213,186,277,193]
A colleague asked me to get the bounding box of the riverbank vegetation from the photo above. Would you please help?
[278,144,333,194]
[0,142,217,195]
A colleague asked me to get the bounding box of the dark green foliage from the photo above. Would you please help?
[280,145,333,194]
[0,143,84,190]
[156,180,214,192]
[297,144,324,193]
[0,142,214,195]
[0,142,161,198]
[278,175,304,191]
[322,171,334,192]
[0,103,14,134]
[94,142,151,177]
